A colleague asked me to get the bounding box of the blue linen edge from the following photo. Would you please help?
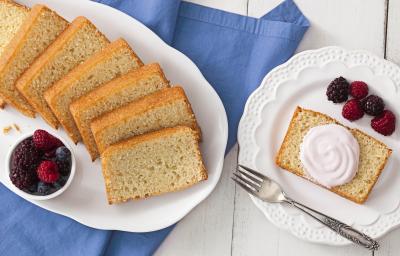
[179,0,309,42]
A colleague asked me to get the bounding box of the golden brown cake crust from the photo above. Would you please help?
[0,0,29,110]
[16,16,109,129]
[275,106,392,204]
[91,86,201,154]
[44,38,143,143]
[70,63,168,112]
[101,126,207,204]
[0,0,29,12]
[44,38,142,101]
[0,4,68,117]
[70,63,170,161]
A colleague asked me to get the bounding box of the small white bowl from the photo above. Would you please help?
[5,131,76,200]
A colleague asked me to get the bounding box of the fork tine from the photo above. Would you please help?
[231,177,259,197]
[233,173,260,190]
[236,168,262,186]
[238,164,266,180]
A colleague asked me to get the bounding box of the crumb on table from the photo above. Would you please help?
[3,126,12,134]
[13,123,20,132]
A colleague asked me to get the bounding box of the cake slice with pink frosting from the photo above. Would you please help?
[276,106,392,204]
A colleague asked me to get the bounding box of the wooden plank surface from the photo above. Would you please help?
[155,146,239,256]
[155,0,400,255]
[248,0,386,56]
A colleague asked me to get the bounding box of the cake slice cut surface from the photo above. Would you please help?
[44,38,143,142]
[0,0,29,109]
[91,86,201,155]
[70,63,170,160]
[275,106,392,204]
[101,126,207,204]
[16,16,109,128]
[0,4,68,117]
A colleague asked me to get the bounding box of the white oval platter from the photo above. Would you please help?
[0,0,228,232]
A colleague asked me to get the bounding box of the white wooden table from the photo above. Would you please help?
[155,1,400,255]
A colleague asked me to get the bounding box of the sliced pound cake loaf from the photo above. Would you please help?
[276,107,392,204]
[44,38,143,143]
[0,5,68,116]
[70,63,170,160]
[91,86,200,155]
[16,16,109,128]
[0,0,30,109]
[101,126,207,204]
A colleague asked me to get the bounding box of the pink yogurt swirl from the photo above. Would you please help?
[299,124,359,188]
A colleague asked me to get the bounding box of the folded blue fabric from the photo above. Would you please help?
[0,1,308,255]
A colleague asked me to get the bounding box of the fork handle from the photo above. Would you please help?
[284,198,379,251]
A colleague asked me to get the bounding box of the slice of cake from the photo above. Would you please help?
[70,63,170,160]
[101,126,207,204]
[91,86,201,155]
[44,38,143,143]
[16,16,109,128]
[0,4,68,117]
[276,106,392,204]
[0,0,30,109]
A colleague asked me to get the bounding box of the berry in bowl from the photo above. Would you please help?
[6,129,75,200]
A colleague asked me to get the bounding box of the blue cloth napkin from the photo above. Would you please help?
[0,1,309,255]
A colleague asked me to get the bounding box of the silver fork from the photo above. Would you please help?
[233,164,379,251]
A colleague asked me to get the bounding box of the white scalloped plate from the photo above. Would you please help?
[0,0,228,232]
[237,46,400,245]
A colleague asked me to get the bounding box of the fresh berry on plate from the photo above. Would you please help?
[56,146,71,162]
[53,176,68,190]
[56,160,71,176]
[362,95,385,116]
[55,146,72,176]
[326,76,350,103]
[36,160,60,183]
[10,130,73,197]
[9,138,41,190]
[349,81,368,99]
[37,182,52,195]
[371,110,396,136]
[342,99,364,121]
[33,129,63,152]
[10,166,38,190]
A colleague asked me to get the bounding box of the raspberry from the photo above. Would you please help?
[36,161,60,183]
[342,99,364,121]
[371,110,396,136]
[350,81,368,99]
[33,130,63,152]
[362,95,384,116]
[326,77,350,103]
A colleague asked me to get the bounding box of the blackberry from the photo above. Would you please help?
[12,138,42,172]
[56,159,71,176]
[362,95,384,116]
[10,138,41,190]
[326,76,350,103]
[10,166,38,190]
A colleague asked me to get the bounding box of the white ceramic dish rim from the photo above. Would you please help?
[5,132,76,201]
[237,46,400,245]
[0,0,229,232]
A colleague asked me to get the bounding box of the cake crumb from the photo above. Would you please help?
[13,123,20,132]
[3,126,12,134]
